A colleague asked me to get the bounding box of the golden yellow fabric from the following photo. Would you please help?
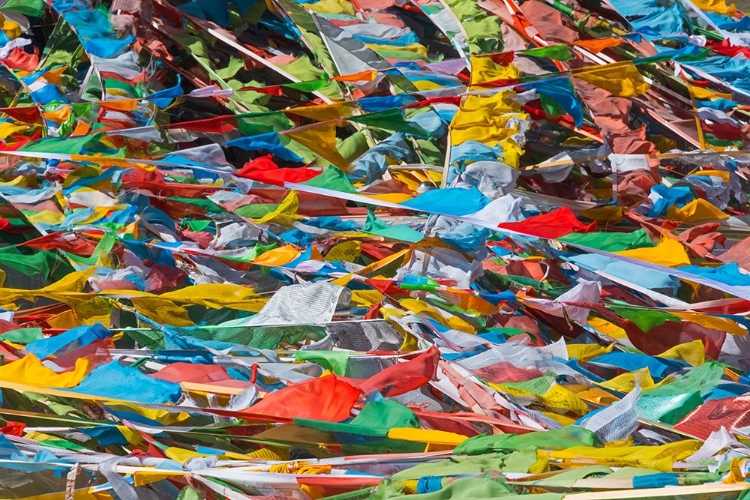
[350,290,382,307]
[450,89,528,168]
[387,427,469,446]
[542,412,578,426]
[325,240,362,263]
[672,312,746,336]
[657,339,705,367]
[26,210,65,226]
[490,382,589,416]
[284,102,355,122]
[42,67,68,86]
[288,124,350,170]
[470,56,521,85]
[73,296,112,326]
[577,205,624,223]
[366,42,428,57]
[0,269,93,306]
[540,384,590,416]
[614,235,690,267]
[688,84,732,100]
[400,298,476,333]
[574,62,650,97]
[130,297,194,326]
[546,440,701,472]
[0,354,91,388]
[597,368,661,393]
[575,387,619,405]
[46,310,78,329]
[269,462,333,474]
[0,14,21,40]
[165,447,213,464]
[245,447,288,460]
[566,343,613,363]
[691,0,734,13]
[252,191,299,226]
[305,0,355,15]
[160,284,266,312]
[134,470,187,487]
[588,316,627,339]
[440,289,498,316]
[42,106,72,125]
[0,121,30,139]
[667,198,728,223]
[106,402,190,426]
[101,285,267,313]
[451,116,528,146]
[251,245,301,266]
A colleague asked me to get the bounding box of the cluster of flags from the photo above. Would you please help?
[0,0,748,498]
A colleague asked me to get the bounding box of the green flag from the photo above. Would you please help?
[521,44,574,61]
[2,0,45,17]
[609,305,680,333]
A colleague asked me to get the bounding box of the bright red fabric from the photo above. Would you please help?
[343,346,440,397]
[498,206,595,239]
[247,375,361,421]
[236,156,322,186]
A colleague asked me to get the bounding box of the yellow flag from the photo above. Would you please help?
[134,470,187,488]
[165,447,213,464]
[252,190,298,226]
[106,402,190,426]
[667,198,728,223]
[130,297,194,327]
[400,298,476,333]
[597,367,659,393]
[470,55,521,86]
[0,14,21,40]
[284,102,355,122]
[614,235,690,267]
[43,268,95,294]
[567,343,614,363]
[42,105,71,125]
[576,387,619,405]
[366,42,428,57]
[73,297,111,326]
[0,354,90,388]
[387,427,468,446]
[575,62,650,97]
[691,0,734,13]
[251,245,301,266]
[547,440,701,472]
[305,0,355,15]
[325,240,362,262]
[673,312,746,336]
[287,123,350,170]
[0,121,29,139]
[688,83,732,100]
[657,339,705,366]
[540,384,590,416]
[589,316,627,338]
[160,284,266,312]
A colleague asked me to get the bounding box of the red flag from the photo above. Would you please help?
[3,48,39,71]
[675,396,750,439]
[498,206,595,239]
[168,115,239,134]
[247,375,361,421]
[2,107,41,123]
[236,155,322,186]
[344,347,440,397]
